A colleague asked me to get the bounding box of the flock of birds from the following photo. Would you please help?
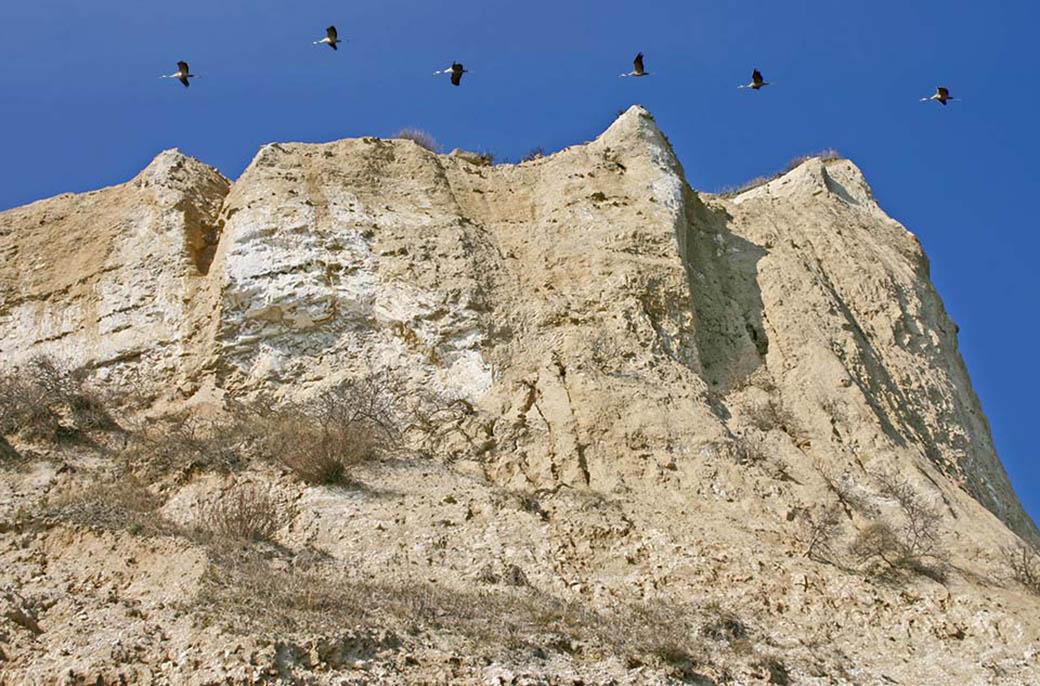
[159,26,958,106]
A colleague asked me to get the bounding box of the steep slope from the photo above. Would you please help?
[1,106,1037,684]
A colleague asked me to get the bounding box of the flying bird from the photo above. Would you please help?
[435,62,468,86]
[921,86,955,105]
[620,53,650,77]
[738,69,770,90]
[159,61,196,88]
[314,26,342,50]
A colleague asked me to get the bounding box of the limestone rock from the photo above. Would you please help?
[1,106,1037,684]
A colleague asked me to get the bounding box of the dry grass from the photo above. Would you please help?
[195,484,283,542]
[718,149,842,198]
[193,549,769,675]
[718,176,773,198]
[394,128,441,153]
[785,148,841,172]
[24,472,165,535]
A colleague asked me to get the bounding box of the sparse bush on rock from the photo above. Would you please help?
[850,474,948,580]
[263,375,404,485]
[796,502,845,562]
[1001,540,1040,594]
[394,128,441,153]
[0,356,119,442]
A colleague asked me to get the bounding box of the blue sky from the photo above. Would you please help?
[1,1,1036,524]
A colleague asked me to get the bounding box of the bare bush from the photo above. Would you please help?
[521,147,545,162]
[1001,541,1040,594]
[850,474,947,580]
[0,357,119,442]
[796,502,844,561]
[817,466,879,518]
[125,410,257,480]
[195,484,283,542]
[262,375,404,485]
[394,128,441,153]
[274,422,377,485]
[743,399,781,432]
[124,374,405,486]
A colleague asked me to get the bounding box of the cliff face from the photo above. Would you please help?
[1,106,1031,541]
[1,107,1038,684]
[0,150,230,389]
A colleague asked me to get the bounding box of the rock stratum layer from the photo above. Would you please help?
[1,106,1037,684]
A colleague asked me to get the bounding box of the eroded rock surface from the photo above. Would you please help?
[1,106,1036,684]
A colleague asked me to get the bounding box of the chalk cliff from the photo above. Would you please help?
[0,107,1036,684]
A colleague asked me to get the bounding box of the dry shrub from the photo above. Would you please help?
[521,147,545,162]
[850,474,947,580]
[0,357,119,442]
[195,484,282,542]
[394,128,441,153]
[124,373,405,486]
[796,502,844,561]
[124,408,260,481]
[744,399,781,433]
[274,422,376,485]
[262,375,404,485]
[1001,541,1040,594]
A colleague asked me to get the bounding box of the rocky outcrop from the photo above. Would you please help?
[2,106,1031,543]
[2,106,1039,684]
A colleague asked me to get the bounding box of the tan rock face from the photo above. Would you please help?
[0,107,1033,543]
[1,106,1038,684]
[0,150,230,389]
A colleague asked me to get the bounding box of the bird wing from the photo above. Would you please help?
[451,71,462,86]
[177,61,189,76]
[937,86,949,98]
[634,53,645,74]
[752,69,763,84]
[179,76,190,87]
[327,26,338,41]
